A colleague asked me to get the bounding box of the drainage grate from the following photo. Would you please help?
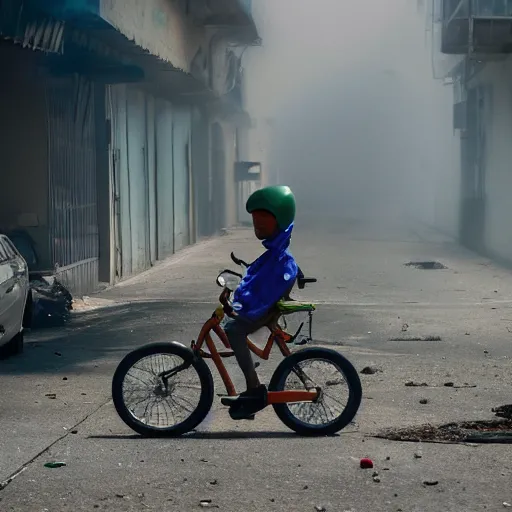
[405,261,447,270]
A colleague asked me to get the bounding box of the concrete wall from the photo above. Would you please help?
[100,0,202,73]
[0,45,50,269]
[100,0,246,234]
[242,0,271,183]
[221,121,237,227]
[418,82,461,238]
[208,117,238,229]
[470,60,512,262]
[408,1,462,237]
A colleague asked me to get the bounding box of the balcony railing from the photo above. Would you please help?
[442,0,512,54]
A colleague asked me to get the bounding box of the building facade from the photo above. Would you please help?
[0,0,260,295]
[426,0,512,263]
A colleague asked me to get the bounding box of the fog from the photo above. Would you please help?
[245,0,460,230]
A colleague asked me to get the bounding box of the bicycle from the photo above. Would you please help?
[112,252,363,437]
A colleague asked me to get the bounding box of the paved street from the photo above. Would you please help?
[1,219,512,511]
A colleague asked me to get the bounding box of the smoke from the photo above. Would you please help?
[245,0,459,231]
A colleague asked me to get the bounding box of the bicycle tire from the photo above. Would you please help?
[112,342,214,437]
[268,347,362,436]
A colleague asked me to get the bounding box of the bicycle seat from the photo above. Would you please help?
[277,300,316,314]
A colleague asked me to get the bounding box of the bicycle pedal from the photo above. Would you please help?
[229,412,255,421]
[221,395,258,407]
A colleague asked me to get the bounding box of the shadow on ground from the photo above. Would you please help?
[0,301,214,376]
[0,300,366,377]
[87,431,311,440]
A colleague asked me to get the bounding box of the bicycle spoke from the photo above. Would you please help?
[283,358,350,427]
[122,352,203,430]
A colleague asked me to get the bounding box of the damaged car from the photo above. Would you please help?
[0,234,31,357]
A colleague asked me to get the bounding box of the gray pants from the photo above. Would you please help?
[223,316,259,385]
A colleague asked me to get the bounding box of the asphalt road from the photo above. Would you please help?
[1,218,511,511]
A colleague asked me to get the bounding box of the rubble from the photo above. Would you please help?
[376,419,512,443]
[29,274,73,328]
[361,365,380,375]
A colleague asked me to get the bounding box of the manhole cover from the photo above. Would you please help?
[375,419,512,444]
[405,261,447,270]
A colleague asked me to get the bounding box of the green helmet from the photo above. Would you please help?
[246,185,296,230]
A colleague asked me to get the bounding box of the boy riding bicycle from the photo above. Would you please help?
[223,185,298,420]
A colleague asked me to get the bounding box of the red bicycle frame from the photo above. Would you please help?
[191,304,318,405]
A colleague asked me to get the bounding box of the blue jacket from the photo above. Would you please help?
[232,224,298,322]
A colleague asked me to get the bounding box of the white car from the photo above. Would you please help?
[0,234,31,357]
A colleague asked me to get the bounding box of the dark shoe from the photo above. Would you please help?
[227,385,268,420]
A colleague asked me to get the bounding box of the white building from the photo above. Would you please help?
[426,0,512,262]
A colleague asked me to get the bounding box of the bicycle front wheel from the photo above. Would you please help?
[269,347,362,436]
[112,342,214,437]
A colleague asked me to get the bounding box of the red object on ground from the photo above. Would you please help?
[360,458,374,469]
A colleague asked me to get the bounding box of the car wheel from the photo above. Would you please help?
[0,331,24,359]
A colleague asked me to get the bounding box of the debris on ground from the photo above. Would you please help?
[72,295,121,312]
[44,462,66,468]
[405,261,447,270]
[375,419,512,443]
[360,458,374,469]
[419,398,429,404]
[405,381,429,387]
[361,365,381,375]
[314,506,326,512]
[423,480,439,486]
[405,381,475,389]
[30,274,73,328]
[199,499,219,508]
[389,335,442,341]
[493,405,512,420]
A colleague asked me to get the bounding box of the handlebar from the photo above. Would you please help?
[230,252,249,268]
[297,266,317,289]
[297,277,317,289]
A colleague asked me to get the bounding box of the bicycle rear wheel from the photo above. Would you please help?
[112,342,214,437]
[269,347,362,436]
